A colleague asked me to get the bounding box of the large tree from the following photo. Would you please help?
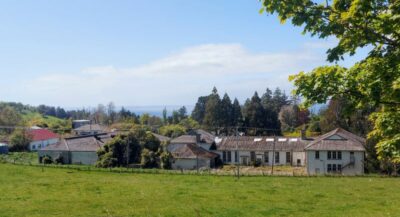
[260,0,400,166]
[220,93,234,132]
[243,92,267,135]
[203,87,222,131]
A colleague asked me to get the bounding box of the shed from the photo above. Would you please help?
[0,143,8,154]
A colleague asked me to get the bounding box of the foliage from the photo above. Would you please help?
[0,106,22,128]
[261,0,400,164]
[203,87,222,131]
[9,129,32,152]
[159,124,187,138]
[140,149,158,168]
[178,117,200,130]
[42,155,53,164]
[279,104,310,132]
[97,130,160,168]
[97,133,141,168]
[160,151,172,169]
[252,159,262,167]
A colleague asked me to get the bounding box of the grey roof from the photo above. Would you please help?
[170,135,197,144]
[216,136,310,152]
[171,144,218,159]
[152,133,171,142]
[191,129,215,144]
[305,128,366,151]
[41,133,114,152]
[74,124,107,132]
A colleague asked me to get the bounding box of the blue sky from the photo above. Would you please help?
[0,0,366,107]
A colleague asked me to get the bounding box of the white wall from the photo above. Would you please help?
[70,151,98,165]
[172,158,210,170]
[219,150,306,166]
[30,138,59,151]
[306,150,364,175]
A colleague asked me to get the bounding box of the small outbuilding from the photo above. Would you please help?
[170,144,219,170]
[74,124,107,136]
[0,142,9,154]
[38,133,113,165]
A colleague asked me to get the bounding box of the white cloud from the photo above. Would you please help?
[12,43,329,107]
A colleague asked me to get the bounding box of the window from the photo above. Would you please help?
[286,152,291,163]
[32,145,36,150]
[332,164,337,172]
[222,151,227,162]
[234,151,238,163]
[227,151,232,162]
[264,152,269,163]
[250,151,256,162]
[337,164,342,172]
[327,164,332,172]
[328,151,342,160]
[275,152,280,163]
[315,151,320,159]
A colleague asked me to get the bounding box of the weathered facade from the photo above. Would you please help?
[215,128,366,175]
[305,128,366,175]
[215,137,308,166]
[38,133,113,165]
[170,144,218,170]
[167,130,218,170]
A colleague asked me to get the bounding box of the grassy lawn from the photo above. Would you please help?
[0,152,38,164]
[0,164,399,217]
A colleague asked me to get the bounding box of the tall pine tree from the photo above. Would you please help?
[232,98,243,128]
[203,87,222,132]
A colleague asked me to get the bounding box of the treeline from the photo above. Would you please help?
[191,87,308,135]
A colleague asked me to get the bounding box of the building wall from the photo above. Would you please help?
[30,138,59,151]
[172,158,210,170]
[0,144,9,154]
[219,150,306,166]
[306,150,364,175]
[70,151,98,165]
[37,150,70,164]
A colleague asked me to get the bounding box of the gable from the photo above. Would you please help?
[324,134,346,141]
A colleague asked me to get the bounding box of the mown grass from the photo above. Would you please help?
[0,164,399,217]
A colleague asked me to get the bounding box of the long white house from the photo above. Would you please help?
[214,128,366,175]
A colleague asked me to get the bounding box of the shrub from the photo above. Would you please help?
[141,149,158,168]
[42,155,53,164]
[9,129,32,152]
[252,159,262,167]
[160,151,172,169]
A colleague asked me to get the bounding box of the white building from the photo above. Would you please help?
[305,128,366,175]
[215,136,308,166]
[28,129,60,151]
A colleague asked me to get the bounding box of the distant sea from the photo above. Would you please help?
[125,105,195,117]
[65,103,324,117]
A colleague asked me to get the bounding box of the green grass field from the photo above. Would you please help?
[0,164,399,217]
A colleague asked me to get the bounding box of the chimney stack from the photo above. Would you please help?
[301,129,306,140]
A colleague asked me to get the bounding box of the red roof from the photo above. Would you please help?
[28,129,59,141]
